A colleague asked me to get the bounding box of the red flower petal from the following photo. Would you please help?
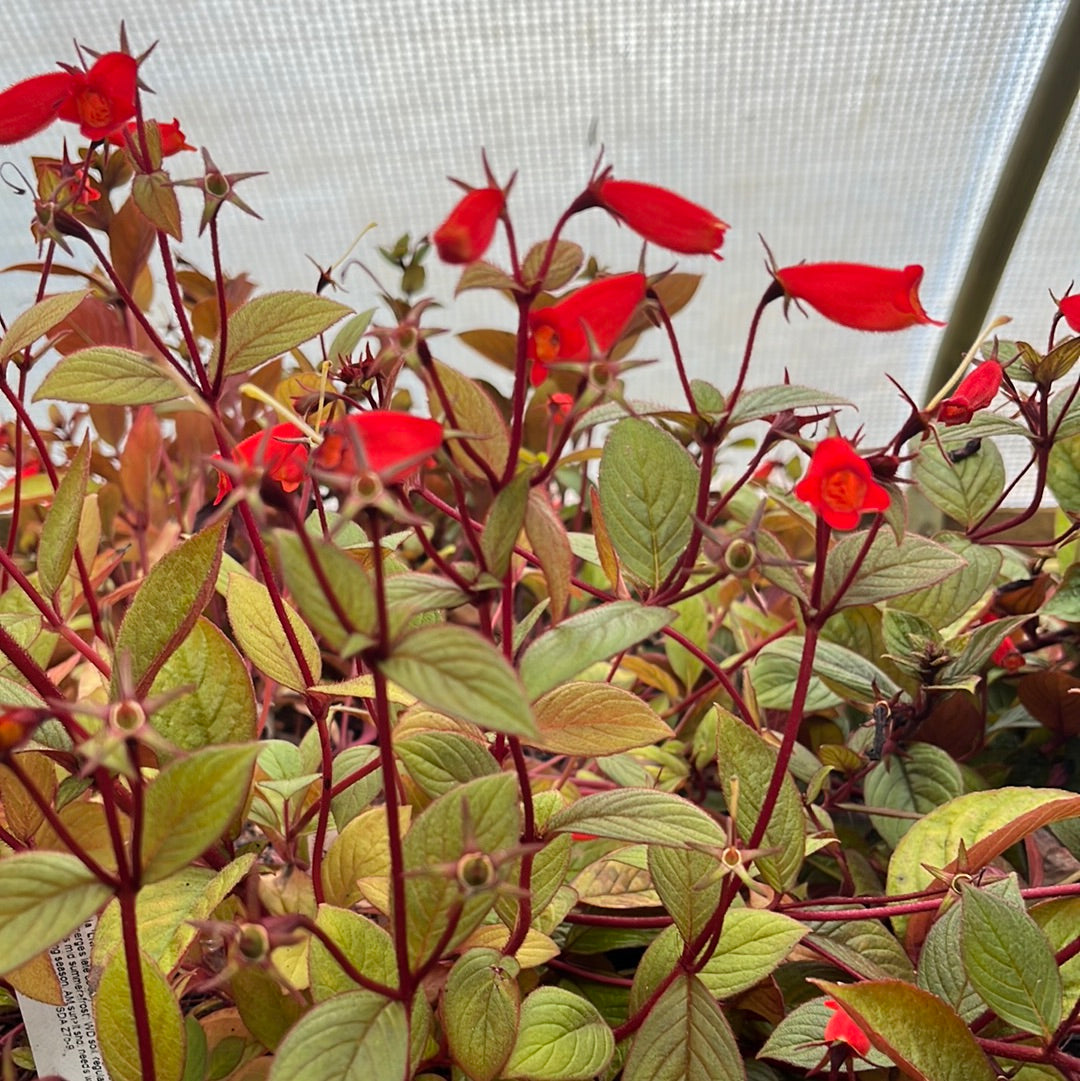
[775,262,944,332]
[214,423,310,504]
[0,71,74,144]
[823,999,871,1057]
[108,117,195,156]
[56,52,137,140]
[937,360,1003,426]
[433,187,504,264]
[1059,294,1080,334]
[794,437,890,531]
[527,272,646,385]
[315,412,443,483]
[598,179,727,259]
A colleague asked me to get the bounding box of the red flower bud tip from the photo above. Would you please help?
[108,117,195,156]
[937,360,1003,426]
[0,52,138,145]
[433,187,504,264]
[597,179,727,259]
[527,272,646,386]
[775,262,944,332]
[1059,294,1080,334]
[314,411,443,483]
[823,999,871,1057]
[214,422,310,504]
[794,437,890,531]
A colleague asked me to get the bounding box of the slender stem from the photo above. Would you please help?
[155,230,210,395]
[117,887,157,1081]
[208,216,230,398]
[660,624,752,723]
[717,282,783,440]
[650,288,697,414]
[503,737,535,957]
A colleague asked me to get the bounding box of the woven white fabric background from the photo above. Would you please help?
[1,0,1077,452]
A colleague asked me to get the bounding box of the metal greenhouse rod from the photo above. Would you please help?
[926,0,1080,397]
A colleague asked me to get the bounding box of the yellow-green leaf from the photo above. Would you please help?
[530,681,670,755]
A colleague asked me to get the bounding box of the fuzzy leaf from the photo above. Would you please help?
[599,418,697,588]
[530,682,671,755]
[113,522,225,697]
[865,744,963,848]
[309,905,397,1001]
[914,439,1005,528]
[891,533,1001,626]
[728,384,853,425]
[548,789,727,849]
[1048,434,1080,512]
[0,853,113,976]
[216,291,351,377]
[379,623,536,737]
[139,744,258,884]
[267,991,407,1081]
[482,472,529,578]
[525,487,572,623]
[503,986,614,1081]
[37,437,90,595]
[444,948,521,1081]
[34,347,184,405]
[133,171,182,239]
[430,358,509,477]
[522,240,584,291]
[917,900,984,1021]
[519,602,673,700]
[0,290,89,362]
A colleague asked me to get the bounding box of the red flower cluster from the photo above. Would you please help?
[823,999,870,1057]
[433,187,505,264]
[596,178,728,260]
[774,263,944,331]
[937,361,1003,426]
[215,413,443,504]
[107,117,194,157]
[0,52,137,144]
[794,437,889,530]
[527,272,646,385]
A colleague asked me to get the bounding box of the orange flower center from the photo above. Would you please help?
[821,468,866,514]
[76,89,112,130]
[532,324,560,363]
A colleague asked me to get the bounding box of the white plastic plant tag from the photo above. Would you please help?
[15,917,111,1080]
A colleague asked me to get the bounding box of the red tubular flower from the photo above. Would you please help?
[0,52,137,145]
[1059,294,1080,334]
[794,437,890,530]
[433,187,504,264]
[597,179,727,259]
[936,360,1003,426]
[823,999,871,1057]
[214,423,310,504]
[527,272,646,385]
[108,117,195,156]
[314,412,443,483]
[774,263,944,331]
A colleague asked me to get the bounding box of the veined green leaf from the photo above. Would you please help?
[34,347,184,405]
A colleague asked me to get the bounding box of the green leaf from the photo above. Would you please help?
[714,708,804,891]
[519,602,673,700]
[396,731,498,799]
[960,886,1062,1037]
[403,774,521,967]
[755,636,898,707]
[148,617,257,750]
[823,530,967,611]
[599,418,697,588]
[891,533,1002,626]
[139,744,258,883]
[820,979,997,1081]
[522,239,584,291]
[215,291,351,377]
[525,487,572,623]
[530,682,671,755]
[378,624,536,738]
[96,950,185,1081]
[503,986,614,1081]
[482,472,530,578]
[917,899,984,1022]
[1031,897,1080,1012]
[758,997,891,1070]
[0,852,113,976]
[37,437,90,596]
[34,347,184,405]
[865,744,963,848]
[231,964,305,1051]
[914,439,1005,527]
[133,170,182,240]
[1048,434,1080,512]
[226,572,321,691]
[455,262,519,296]
[665,594,708,691]
[547,789,727,849]
[329,745,382,828]
[728,384,853,425]
[267,990,408,1081]
[747,646,841,712]
[0,290,88,362]
[276,532,376,652]
[444,948,521,1081]
[623,973,744,1081]
[430,358,509,477]
[647,848,723,943]
[326,308,375,362]
[112,523,225,698]
[309,904,397,1001]
[807,916,916,982]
